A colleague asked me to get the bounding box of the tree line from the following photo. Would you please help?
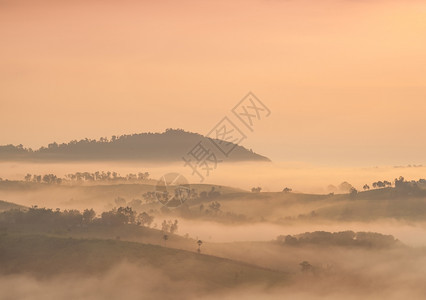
[277,231,400,248]
[20,171,150,184]
[0,129,269,162]
[0,206,156,228]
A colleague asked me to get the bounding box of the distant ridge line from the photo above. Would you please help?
[0,129,270,162]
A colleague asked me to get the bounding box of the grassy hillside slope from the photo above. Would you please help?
[0,234,289,290]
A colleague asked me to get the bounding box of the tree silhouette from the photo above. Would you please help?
[349,187,358,198]
[300,261,313,272]
[338,182,353,192]
[197,240,203,253]
[163,234,169,247]
[82,209,96,224]
[24,174,32,182]
[384,180,392,187]
[137,212,154,227]
[282,187,292,193]
[161,219,179,234]
[251,187,262,193]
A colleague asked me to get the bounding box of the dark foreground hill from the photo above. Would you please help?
[0,234,288,289]
[0,129,270,162]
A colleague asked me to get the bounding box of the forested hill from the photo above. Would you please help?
[0,129,270,162]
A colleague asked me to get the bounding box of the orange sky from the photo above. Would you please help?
[1,0,425,165]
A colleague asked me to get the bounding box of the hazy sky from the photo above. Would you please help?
[1,0,425,165]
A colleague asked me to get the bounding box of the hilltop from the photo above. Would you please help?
[0,129,270,162]
[0,200,26,212]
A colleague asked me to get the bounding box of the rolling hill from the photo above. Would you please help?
[0,200,26,212]
[0,233,289,289]
[0,129,270,162]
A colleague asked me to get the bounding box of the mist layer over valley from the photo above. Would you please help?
[1,156,426,299]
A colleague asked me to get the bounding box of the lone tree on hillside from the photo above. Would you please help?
[283,187,292,193]
[163,234,169,247]
[251,187,262,193]
[300,261,313,273]
[197,240,203,253]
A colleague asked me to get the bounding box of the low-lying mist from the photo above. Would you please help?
[178,219,426,247]
[2,249,426,300]
[1,160,426,299]
[1,161,425,193]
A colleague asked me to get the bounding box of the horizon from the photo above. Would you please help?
[0,127,425,167]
